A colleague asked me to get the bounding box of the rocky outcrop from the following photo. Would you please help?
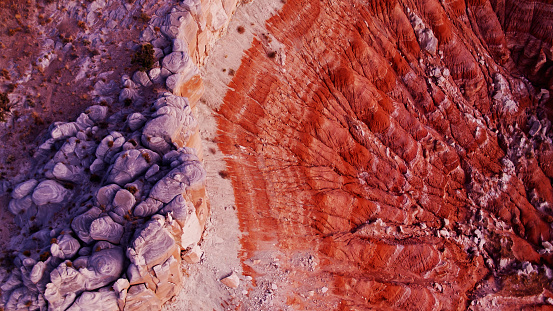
[0,0,241,309]
[1,87,206,309]
[31,180,68,206]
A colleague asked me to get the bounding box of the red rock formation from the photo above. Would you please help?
[487,0,553,117]
[217,0,553,309]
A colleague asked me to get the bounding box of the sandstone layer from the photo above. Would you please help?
[212,0,553,309]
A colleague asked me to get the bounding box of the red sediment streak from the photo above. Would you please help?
[216,0,553,308]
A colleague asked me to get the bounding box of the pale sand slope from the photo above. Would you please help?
[164,1,284,310]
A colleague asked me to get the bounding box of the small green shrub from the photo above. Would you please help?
[39,251,50,261]
[131,44,155,72]
[5,154,15,164]
[126,185,138,194]
[0,92,10,122]
[141,152,151,163]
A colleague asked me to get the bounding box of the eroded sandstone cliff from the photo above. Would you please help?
[212,0,553,309]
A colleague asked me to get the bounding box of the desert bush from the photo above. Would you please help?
[131,44,155,72]
[0,92,10,122]
[138,12,150,23]
[126,185,138,194]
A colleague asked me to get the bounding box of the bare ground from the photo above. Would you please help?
[164,1,293,310]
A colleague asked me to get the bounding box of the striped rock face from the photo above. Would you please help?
[214,0,553,309]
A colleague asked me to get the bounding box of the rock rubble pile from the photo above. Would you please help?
[3,92,204,311]
[0,0,241,309]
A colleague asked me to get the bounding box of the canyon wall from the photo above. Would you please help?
[215,0,553,309]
